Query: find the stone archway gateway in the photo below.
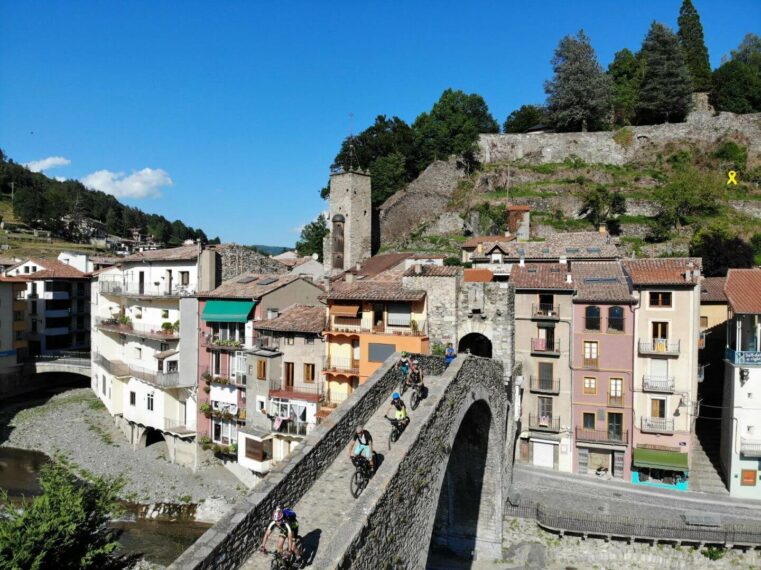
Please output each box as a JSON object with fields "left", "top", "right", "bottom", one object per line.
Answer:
{"left": 458, "top": 332, "right": 493, "bottom": 358}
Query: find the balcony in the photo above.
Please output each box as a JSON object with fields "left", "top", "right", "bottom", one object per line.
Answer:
{"left": 639, "top": 339, "right": 680, "bottom": 356}
{"left": 200, "top": 334, "right": 245, "bottom": 351}
{"left": 532, "top": 304, "right": 559, "bottom": 320}
{"left": 96, "top": 317, "right": 180, "bottom": 341}
{"left": 740, "top": 439, "right": 761, "bottom": 458}
{"left": 271, "top": 419, "right": 311, "bottom": 437}
{"left": 269, "top": 377, "right": 323, "bottom": 403}
{"left": 607, "top": 393, "right": 625, "bottom": 407}
{"left": 726, "top": 347, "right": 761, "bottom": 366}
{"left": 326, "top": 316, "right": 427, "bottom": 337}
{"left": 93, "top": 353, "right": 192, "bottom": 388}
{"left": 323, "top": 356, "right": 360, "bottom": 375}
{"left": 641, "top": 417, "right": 674, "bottom": 434}
{"left": 528, "top": 413, "right": 560, "bottom": 432}
{"left": 529, "top": 376, "right": 560, "bottom": 394}
{"left": 575, "top": 427, "right": 627, "bottom": 445}
{"left": 531, "top": 338, "right": 560, "bottom": 356}
{"left": 99, "top": 279, "right": 196, "bottom": 299}
{"left": 643, "top": 375, "right": 675, "bottom": 393}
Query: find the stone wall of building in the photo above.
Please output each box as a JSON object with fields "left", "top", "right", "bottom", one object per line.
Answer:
{"left": 169, "top": 354, "right": 447, "bottom": 570}
{"left": 212, "top": 245, "right": 287, "bottom": 284}
{"left": 314, "top": 356, "right": 509, "bottom": 569}
{"left": 323, "top": 172, "right": 373, "bottom": 275}
{"left": 478, "top": 111, "right": 761, "bottom": 167}
{"left": 402, "top": 273, "right": 460, "bottom": 348}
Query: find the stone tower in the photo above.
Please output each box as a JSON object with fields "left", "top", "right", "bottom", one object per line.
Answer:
{"left": 323, "top": 171, "right": 372, "bottom": 275}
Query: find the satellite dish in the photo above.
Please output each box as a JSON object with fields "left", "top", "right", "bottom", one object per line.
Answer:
{"left": 312, "top": 253, "right": 319, "bottom": 260}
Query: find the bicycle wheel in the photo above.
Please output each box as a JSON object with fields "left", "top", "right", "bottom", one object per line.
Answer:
{"left": 400, "top": 380, "right": 407, "bottom": 395}
{"left": 350, "top": 470, "right": 365, "bottom": 498}
{"left": 389, "top": 427, "right": 399, "bottom": 450}
{"left": 410, "top": 389, "right": 420, "bottom": 410}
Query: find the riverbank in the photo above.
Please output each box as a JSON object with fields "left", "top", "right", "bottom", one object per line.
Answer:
{"left": 0, "top": 388, "right": 246, "bottom": 515}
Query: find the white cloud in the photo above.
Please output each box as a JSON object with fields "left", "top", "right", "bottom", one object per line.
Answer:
{"left": 80, "top": 168, "right": 173, "bottom": 199}
{"left": 54, "top": 176, "right": 67, "bottom": 182}
{"left": 24, "top": 156, "right": 71, "bottom": 172}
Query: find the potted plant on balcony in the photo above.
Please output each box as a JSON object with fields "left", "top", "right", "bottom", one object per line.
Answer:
{"left": 173, "top": 320, "right": 180, "bottom": 333}
{"left": 203, "top": 384, "right": 211, "bottom": 394}
{"left": 161, "top": 321, "right": 174, "bottom": 335}
{"left": 117, "top": 315, "right": 132, "bottom": 327}
{"left": 410, "top": 319, "right": 419, "bottom": 335}
{"left": 202, "top": 371, "right": 212, "bottom": 384}
{"left": 199, "top": 403, "right": 212, "bottom": 418}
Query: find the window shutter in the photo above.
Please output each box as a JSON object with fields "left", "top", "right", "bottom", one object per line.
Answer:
{"left": 578, "top": 448, "right": 589, "bottom": 474}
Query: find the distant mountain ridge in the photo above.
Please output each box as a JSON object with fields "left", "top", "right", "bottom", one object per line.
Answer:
{"left": 250, "top": 244, "right": 289, "bottom": 256}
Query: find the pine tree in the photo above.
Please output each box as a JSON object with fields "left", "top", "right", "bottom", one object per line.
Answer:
{"left": 677, "top": 0, "right": 712, "bottom": 91}
{"left": 636, "top": 22, "right": 693, "bottom": 124}
{"left": 608, "top": 49, "right": 642, "bottom": 126}
{"left": 544, "top": 30, "right": 613, "bottom": 132}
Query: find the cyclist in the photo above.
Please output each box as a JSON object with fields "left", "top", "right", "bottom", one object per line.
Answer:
{"left": 259, "top": 506, "right": 300, "bottom": 560}
{"left": 444, "top": 343, "right": 457, "bottom": 367}
{"left": 386, "top": 392, "right": 409, "bottom": 427}
{"left": 408, "top": 359, "right": 426, "bottom": 396}
{"left": 349, "top": 425, "right": 375, "bottom": 472}
{"left": 397, "top": 351, "right": 411, "bottom": 380}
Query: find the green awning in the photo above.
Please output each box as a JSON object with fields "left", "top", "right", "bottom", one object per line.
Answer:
{"left": 633, "top": 448, "right": 688, "bottom": 472}
{"left": 201, "top": 300, "right": 255, "bottom": 323}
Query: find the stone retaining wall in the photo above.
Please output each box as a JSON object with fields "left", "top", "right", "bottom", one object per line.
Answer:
{"left": 169, "top": 354, "right": 445, "bottom": 570}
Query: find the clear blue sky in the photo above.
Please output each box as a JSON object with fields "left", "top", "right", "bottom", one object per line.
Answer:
{"left": 1, "top": 1, "right": 758, "bottom": 246}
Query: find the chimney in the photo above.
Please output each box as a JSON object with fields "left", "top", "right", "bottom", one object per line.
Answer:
{"left": 686, "top": 261, "right": 694, "bottom": 282}
{"left": 559, "top": 256, "right": 567, "bottom": 265}
{"left": 476, "top": 242, "right": 483, "bottom": 256}
{"left": 598, "top": 224, "right": 607, "bottom": 234}
{"left": 566, "top": 273, "right": 572, "bottom": 284}
{"left": 345, "top": 273, "right": 354, "bottom": 284}
{"left": 414, "top": 263, "right": 422, "bottom": 275}
{"left": 519, "top": 257, "right": 525, "bottom": 267}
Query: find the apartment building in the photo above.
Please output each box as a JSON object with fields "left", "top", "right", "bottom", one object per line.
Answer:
{"left": 324, "top": 274, "right": 429, "bottom": 404}
{"left": 623, "top": 258, "right": 702, "bottom": 491}
{"left": 512, "top": 263, "right": 574, "bottom": 472}
{"left": 5, "top": 258, "right": 90, "bottom": 355}
{"left": 570, "top": 262, "right": 635, "bottom": 480}
{"left": 720, "top": 269, "right": 761, "bottom": 499}
{"left": 193, "top": 273, "right": 323, "bottom": 475}
{"left": 0, "top": 277, "right": 29, "bottom": 368}
{"left": 91, "top": 244, "right": 218, "bottom": 467}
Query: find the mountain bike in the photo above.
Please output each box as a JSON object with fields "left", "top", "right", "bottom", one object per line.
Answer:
{"left": 387, "top": 416, "right": 408, "bottom": 450}
{"left": 409, "top": 382, "right": 422, "bottom": 410}
{"left": 266, "top": 544, "right": 302, "bottom": 570}
{"left": 350, "top": 455, "right": 374, "bottom": 498}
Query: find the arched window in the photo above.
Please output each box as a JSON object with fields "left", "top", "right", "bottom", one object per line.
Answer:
{"left": 585, "top": 306, "right": 600, "bottom": 330}
{"left": 608, "top": 306, "right": 624, "bottom": 332}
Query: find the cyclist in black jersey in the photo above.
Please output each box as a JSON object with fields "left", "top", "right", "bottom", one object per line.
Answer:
{"left": 259, "top": 506, "right": 300, "bottom": 559}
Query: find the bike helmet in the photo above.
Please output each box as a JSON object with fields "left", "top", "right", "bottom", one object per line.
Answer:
{"left": 401, "top": 351, "right": 408, "bottom": 358}
{"left": 392, "top": 392, "right": 400, "bottom": 400}
{"left": 272, "top": 507, "right": 283, "bottom": 522}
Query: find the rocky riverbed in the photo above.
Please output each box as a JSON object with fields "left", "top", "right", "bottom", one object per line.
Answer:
{"left": 0, "top": 388, "right": 246, "bottom": 512}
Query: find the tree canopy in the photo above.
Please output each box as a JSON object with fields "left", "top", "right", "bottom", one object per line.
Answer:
{"left": 295, "top": 214, "right": 329, "bottom": 261}
{"left": 0, "top": 153, "right": 215, "bottom": 245}
{"left": 545, "top": 30, "right": 613, "bottom": 132}
{"left": 608, "top": 49, "right": 642, "bottom": 126}
{"left": 0, "top": 457, "right": 134, "bottom": 569}
{"left": 689, "top": 224, "right": 755, "bottom": 277}
{"left": 578, "top": 186, "right": 626, "bottom": 228}
{"left": 636, "top": 22, "right": 693, "bottom": 124}
{"left": 710, "top": 34, "right": 761, "bottom": 113}
{"left": 502, "top": 105, "right": 547, "bottom": 133}
{"left": 677, "top": 0, "right": 712, "bottom": 91}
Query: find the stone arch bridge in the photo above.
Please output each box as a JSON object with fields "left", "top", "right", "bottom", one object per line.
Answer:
{"left": 171, "top": 354, "right": 513, "bottom": 569}
{"left": 31, "top": 354, "right": 91, "bottom": 378}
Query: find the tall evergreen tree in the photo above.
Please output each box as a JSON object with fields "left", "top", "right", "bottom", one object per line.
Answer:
{"left": 502, "top": 105, "right": 547, "bottom": 133}
{"left": 636, "top": 22, "right": 693, "bottom": 124}
{"left": 295, "top": 214, "right": 328, "bottom": 261}
{"left": 677, "top": 0, "right": 712, "bottom": 91}
{"left": 544, "top": 30, "right": 613, "bottom": 132}
{"left": 608, "top": 49, "right": 642, "bottom": 126}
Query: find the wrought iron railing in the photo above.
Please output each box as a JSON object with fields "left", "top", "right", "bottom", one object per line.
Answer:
{"left": 575, "top": 427, "right": 627, "bottom": 444}
{"left": 532, "top": 304, "right": 559, "bottom": 319}
{"left": 528, "top": 413, "right": 560, "bottom": 432}
{"left": 529, "top": 376, "right": 560, "bottom": 394}
{"left": 641, "top": 417, "right": 674, "bottom": 434}
{"left": 639, "top": 339, "right": 680, "bottom": 355}
{"left": 642, "top": 375, "right": 675, "bottom": 393}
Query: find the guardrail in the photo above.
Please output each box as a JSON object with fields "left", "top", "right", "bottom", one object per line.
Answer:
{"left": 641, "top": 417, "right": 675, "bottom": 434}
{"left": 505, "top": 500, "right": 761, "bottom": 546}
{"left": 532, "top": 304, "right": 559, "bottom": 320}
{"left": 643, "top": 375, "right": 675, "bottom": 393}
{"left": 99, "top": 280, "right": 196, "bottom": 298}
{"left": 639, "top": 339, "right": 680, "bottom": 355}
{"left": 529, "top": 376, "right": 560, "bottom": 394}
{"left": 575, "top": 427, "right": 627, "bottom": 444}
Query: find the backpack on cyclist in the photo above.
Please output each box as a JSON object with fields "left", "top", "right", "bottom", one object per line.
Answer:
{"left": 283, "top": 508, "right": 298, "bottom": 525}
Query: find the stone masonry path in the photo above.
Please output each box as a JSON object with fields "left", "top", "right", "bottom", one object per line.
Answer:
{"left": 242, "top": 377, "right": 443, "bottom": 569}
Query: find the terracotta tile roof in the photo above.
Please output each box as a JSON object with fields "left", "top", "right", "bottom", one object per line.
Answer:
{"left": 0, "top": 276, "right": 28, "bottom": 283}
{"left": 507, "top": 204, "right": 531, "bottom": 212}
{"left": 571, "top": 262, "right": 634, "bottom": 303}
{"left": 403, "top": 265, "right": 460, "bottom": 277}
{"left": 724, "top": 269, "right": 761, "bottom": 314}
{"left": 252, "top": 304, "right": 326, "bottom": 334}
{"left": 354, "top": 253, "right": 412, "bottom": 277}
{"left": 408, "top": 254, "right": 448, "bottom": 260}
{"left": 511, "top": 263, "right": 573, "bottom": 290}
{"left": 327, "top": 280, "right": 425, "bottom": 302}
{"left": 466, "top": 232, "right": 619, "bottom": 260}
{"left": 701, "top": 276, "right": 727, "bottom": 303}
{"left": 622, "top": 258, "right": 701, "bottom": 286}
{"left": 462, "top": 235, "right": 509, "bottom": 249}
{"left": 463, "top": 268, "right": 494, "bottom": 282}
{"left": 20, "top": 258, "right": 88, "bottom": 279}
{"left": 207, "top": 273, "right": 318, "bottom": 299}
{"left": 121, "top": 244, "right": 200, "bottom": 263}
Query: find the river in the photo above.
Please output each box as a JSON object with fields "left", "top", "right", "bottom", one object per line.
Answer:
{"left": 0, "top": 446, "right": 210, "bottom": 566}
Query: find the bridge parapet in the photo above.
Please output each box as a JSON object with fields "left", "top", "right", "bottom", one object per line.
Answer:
{"left": 171, "top": 354, "right": 445, "bottom": 570}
